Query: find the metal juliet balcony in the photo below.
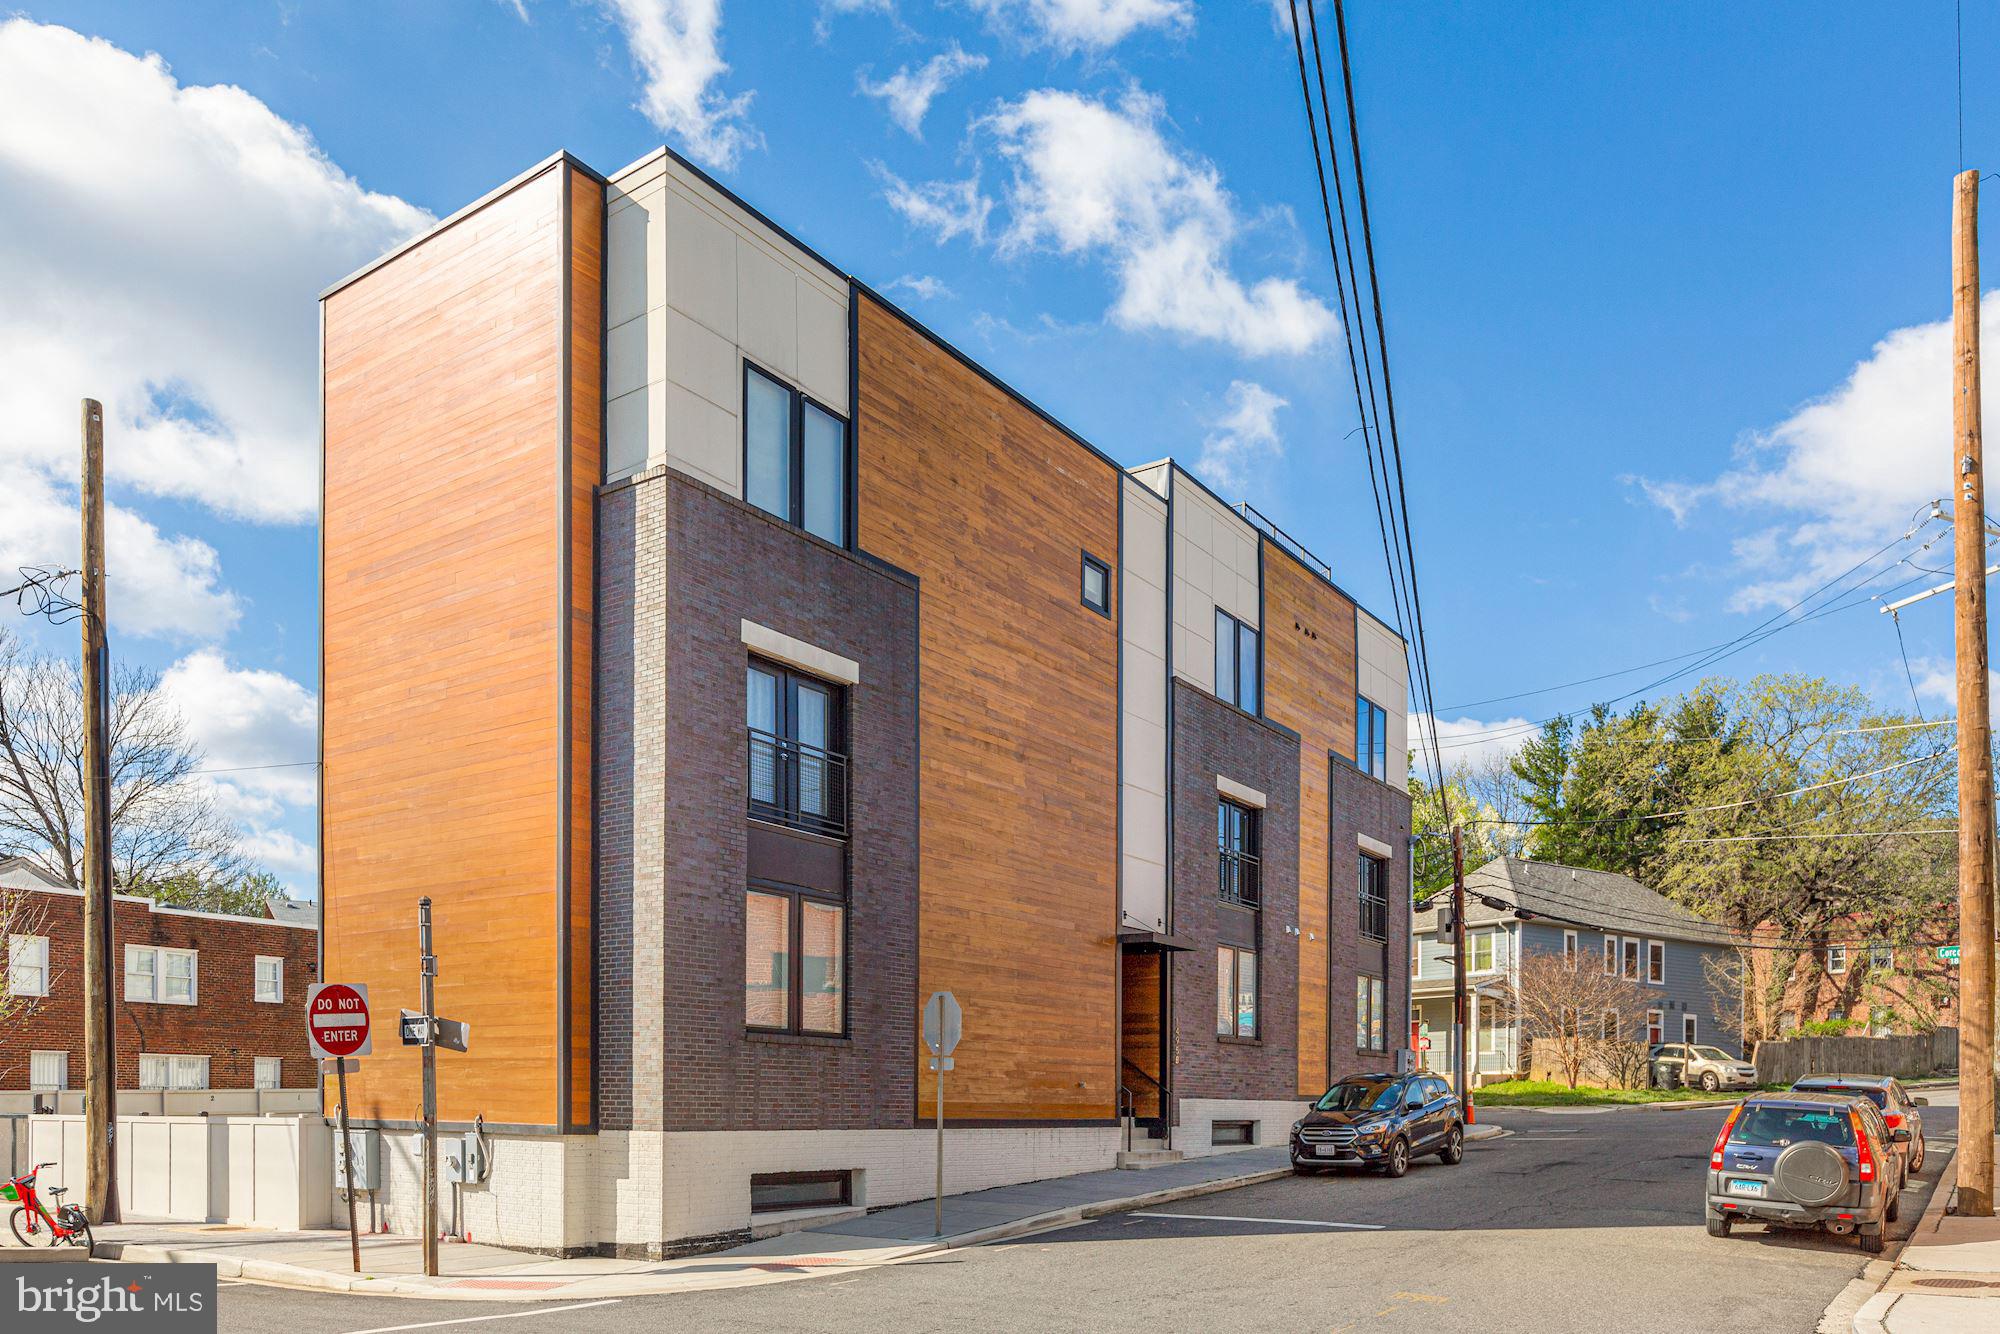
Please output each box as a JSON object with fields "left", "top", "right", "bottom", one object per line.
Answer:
{"left": 747, "top": 728, "right": 849, "bottom": 838}
{"left": 1219, "top": 850, "right": 1261, "bottom": 908}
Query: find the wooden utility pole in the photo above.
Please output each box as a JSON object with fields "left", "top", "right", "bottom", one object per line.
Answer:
{"left": 79, "top": 399, "right": 118, "bottom": 1225}
{"left": 1953, "top": 167, "right": 1997, "bottom": 1218}
{"left": 1450, "top": 825, "right": 1469, "bottom": 1107}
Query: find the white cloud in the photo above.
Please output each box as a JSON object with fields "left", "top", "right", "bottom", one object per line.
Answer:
{"left": 1635, "top": 293, "right": 2000, "bottom": 608}
{"left": 858, "top": 44, "right": 987, "bottom": 138}
{"left": 873, "top": 164, "right": 993, "bottom": 243}
{"left": 967, "top": 0, "right": 1192, "bottom": 52}
{"left": 888, "top": 85, "right": 1335, "bottom": 357}
{"left": 884, "top": 274, "right": 955, "bottom": 301}
{"left": 602, "top": 0, "right": 761, "bottom": 170}
{"left": 0, "top": 20, "right": 430, "bottom": 529}
{"left": 1197, "top": 380, "right": 1287, "bottom": 492}
{"left": 1421, "top": 713, "right": 1538, "bottom": 769}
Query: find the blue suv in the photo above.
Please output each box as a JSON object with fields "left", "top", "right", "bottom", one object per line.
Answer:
{"left": 1706, "top": 1092, "right": 1909, "bottom": 1253}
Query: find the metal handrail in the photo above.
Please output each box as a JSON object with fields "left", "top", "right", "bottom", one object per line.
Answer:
{"left": 1236, "top": 501, "right": 1333, "bottom": 582}
{"left": 747, "top": 728, "right": 849, "bottom": 838}
{"left": 1219, "top": 850, "right": 1261, "bottom": 908}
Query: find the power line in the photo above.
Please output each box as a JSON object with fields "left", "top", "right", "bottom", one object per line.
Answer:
{"left": 1676, "top": 828, "right": 1957, "bottom": 844}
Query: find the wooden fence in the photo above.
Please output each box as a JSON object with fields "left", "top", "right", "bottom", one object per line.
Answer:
{"left": 1751, "top": 1029, "right": 1957, "bottom": 1085}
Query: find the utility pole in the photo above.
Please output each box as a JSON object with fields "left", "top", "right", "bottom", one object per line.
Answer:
{"left": 419, "top": 897, "right": 440, "bottom": 1276}
{"left": 1450, "top": 825, "right": 1469, "bottom": 1107}
{"left": 1953, "top": 166, "right": 1997, "bottom": 1218}
{"left": 79, "top": 399, "right": 118, "bottom": 1226}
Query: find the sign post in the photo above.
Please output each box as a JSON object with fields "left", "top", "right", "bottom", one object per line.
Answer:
{"left": 923, "top": 991, "right": 963, "bottom": 1238}
{"left": 306, "top": 982, "right": 372, "bottom": 1274}
{"left": 418, "top": 898, "right": 439, "bottom": 1279}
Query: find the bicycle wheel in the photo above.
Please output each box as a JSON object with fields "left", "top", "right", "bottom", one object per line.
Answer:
{"left": 10, "top": 1206, "right": 48, "bottom": 1246}
{"left": 63, "top": 1213, "right": 93, "bottom": 1255}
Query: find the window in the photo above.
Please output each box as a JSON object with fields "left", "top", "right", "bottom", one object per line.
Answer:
{"left": 1600, "top": 1010, "right": 1621, "bottom": 1041}
{"left": 1602, "top": 936, "right": 1618, "bottom": 976}
{"left": 8, "top": 934, "right": 49, "bottom": 997}
{"left": 1869, "top": 944, "right": 1895, "bottom": 973}
{"left": 1646, "top": 940, "right": 1665, "bottom": 986}
{"left": 743, "top": 363, "right": 848, "bottom": 545}
{"left": 1469, "top": 930, "right": 1495, "bottom": 973}
{"left": 1080, "top": 552, "right": 1111, "bottom": 616}
{"left": 255, "top": 956, "right": 284, "bottom": 1004}
{"left": 1218, "top": 800, "right": 1261, "bottom": 907}
{"left": 254, "top": 1057, "right": 282, "bottom": 1091}
{"left": 138, "top": 1055, "right": 208, "bottom": 1091}
{"left": 1410, "top": 938, "right": 1421, "bottom": 978}
{"left": 1826, "top": 944, "right": 1847, "bottom": 976}
{"left": 1211, "top": 1120, "right": 1255, "bottom": 1146}
{"left": 1355, "top": 975, "right": 1386, "bottom": 1051}
{"left": 1562, "top": 930, "right": 1578, "bottom": 970}
{"left": 750, "top": 1170, "right": 851, "bottom": 1213}
{"left": 29, "top": 1050, "right": 67, "bottom": 1091}
{"left": 1479, "top": 1016, "right": 1504, "bottom": 1054}
{"left": 744, "top": 888, "right": 845, "bottom": 1036}
{"left": 1358, "top": 855, "right": 1388, "bottom": 940}
{"left": 1354, "top": 695, "right": 1389, "bottom": 780}
{"left": 747, "top": 660, "right": 848, "bottom": 837}
{"left": 124, "top": 945, "right": 196, "bottom": 1005}
{"left": 1621, "top": 937, "right": 1640, "bottom": 981}
{"left": 1646, "top": 1009, "right": 1665, "bottom": 1045}
{"left": 1213, "top": 608, "right": 1260, "bottom": 714}
{"left": 1217, "top": 945, "right": 1258, "bottom": 1039}
{"left": 1681, "top": 1014, "right": 1698, "bottom": 1045}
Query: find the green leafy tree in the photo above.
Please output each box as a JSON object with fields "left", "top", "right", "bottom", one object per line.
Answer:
{"left": 124, "top": 868, "right": 286, "bottom": 918}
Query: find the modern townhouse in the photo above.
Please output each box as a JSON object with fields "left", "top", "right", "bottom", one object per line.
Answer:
{"left": 1, "top": 857, "right": 320, "bottom": 1110}
{"left": 318, "top": 144, "right": 1414, "bottom": 1257}
{"left": 1409, "top": 857, "right": 1740, "bottom": 1083}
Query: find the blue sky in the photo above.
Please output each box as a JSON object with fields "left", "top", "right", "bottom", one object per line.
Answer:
{"left": 1, "top": 1, "right": 1994, "bottom": 896}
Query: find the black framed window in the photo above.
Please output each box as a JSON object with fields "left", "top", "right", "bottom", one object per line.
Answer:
{"left": 1213, "top": 608, "right": 1260, "bottom": 714}
{"left": 1358, "top": 854, "right": 1387, "bottom": 940}
{"left": 745, "top": 885, "right": 846, "bottom": 1035}
{"left": 1355, "top": 694, "right": 1388, "bottom": 780}
{"left": 1218, "top": 799, "right": 1260, "bottom": 907}
{"left": 750, "top": 1170, "right": 851, "bottom": 1213}
{"left": 1216, "top": 944, "right": 1258, "bottom": 1038}
{"left": 1354, "top": 974, "right": 1386, "bottom": 1051}
{"left": 747, "top": 660, "right": 848, "bottom": 836}
{"left": 1080, "top": 551, "right": 1111, "bottom": 616}
{"left": 743, "top": 362, "right": 849, "bottom": 546}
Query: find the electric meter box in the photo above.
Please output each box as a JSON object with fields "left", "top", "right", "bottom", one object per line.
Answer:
{"left": 334, "top": 1128, "right": 380, "bottom": 1190}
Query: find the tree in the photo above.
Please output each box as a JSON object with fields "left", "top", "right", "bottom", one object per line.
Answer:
{"left": 124, "top": 868, "right": 285, "bottom": 917}
{"left": 0, "top": 628, "right": 247, "bottom": 892}
{"left": 1511, "top": 717, "right": 1580, "bottom": 862}
{"left": 1509, "top": 950, "right": 1653, "bottom": 1088}
{"left": 1409, "top": 753, "right": 1531, "bottom": 900}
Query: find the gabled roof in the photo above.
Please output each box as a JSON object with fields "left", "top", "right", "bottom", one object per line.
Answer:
{"left": 1412, "top": 856, "right": 1735, "bottom": 948}
{"left": 264, "top": 896, "right": 320, "bottom": 928}
{"left": 0, "top": 856, "right": 68, "bottom": 890}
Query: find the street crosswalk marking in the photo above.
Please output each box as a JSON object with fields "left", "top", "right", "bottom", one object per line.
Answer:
{"left": 1128, "top": 1212, "right": 1385, "bottom": 1230}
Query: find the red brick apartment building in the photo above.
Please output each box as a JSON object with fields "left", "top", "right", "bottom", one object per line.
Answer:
{"left": 1748, "top": 917, "right": 1960, "bottom": 1040}
{"left": 319, "top": 145, "right": 1415, "bottom": 1256}
{"left": 1, "top": 858, "right": 320, "bottom": 1099}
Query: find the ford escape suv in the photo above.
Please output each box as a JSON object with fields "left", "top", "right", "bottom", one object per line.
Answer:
{"left": 1291, "top": 1072, "right": 1464, "bottom": 1178}
{"left": 1705, "top": 1092, "right": 1909, "bottom": 1253}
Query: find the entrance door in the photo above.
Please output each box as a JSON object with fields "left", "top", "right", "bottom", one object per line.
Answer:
{"left": 1120, "top": 950, "right": 1166, "bottom": 1130}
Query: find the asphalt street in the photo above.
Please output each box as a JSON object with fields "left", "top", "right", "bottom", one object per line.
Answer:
{"left": 210, "top": 1092, "right": 1969, "bottom": 1334}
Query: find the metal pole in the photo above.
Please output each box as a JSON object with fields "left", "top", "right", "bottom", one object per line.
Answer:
{"left": 1450, "top": 825, "right": 1469, "bottom": 1107}
{"left": 336, "top": 1059, "right": 360, "bottom": 1272}
{"left": 419, "top": 897, "right": 440, "bottom": 1274}
{"left": 1953, "top": 166, "right": 1997, "bottom": 1217}
{"left": 933, "top": 1059, "right": 944, "bottom": 1237}
{"left": 79, "top": 398, "right": 117, "bottom": 1226}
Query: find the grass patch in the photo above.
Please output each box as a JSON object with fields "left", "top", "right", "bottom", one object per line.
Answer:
{"left": 1470, "top": 1079, "right": 1761, "bottom": 1107}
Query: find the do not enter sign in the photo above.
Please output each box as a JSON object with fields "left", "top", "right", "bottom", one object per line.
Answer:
{"left": 308, "top": 982, "right": 373, "bottom": 1059}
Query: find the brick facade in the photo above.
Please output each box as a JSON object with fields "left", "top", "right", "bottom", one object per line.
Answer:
{"left": 1, "top": 888, "right": 319, "bottom": 1091}
{"left": 1168, "top": 680, "right": 1302, "bottom": 1109}
{"left": 596, "top": 468, "right": 920, "bottom": 1134}
{"left": 1328, "top": 760, "right": 1414, "bottom": 1072}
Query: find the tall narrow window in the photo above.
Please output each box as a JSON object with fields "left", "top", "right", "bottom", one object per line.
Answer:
{"left": 1355, "top": 975, "right": 1386, "bottom": 1051}
{"left": 1358, "top": 855, "right": 1387, "bottom": 940}
{"left": 1602, "top": 936, "right": 1617, "bottom": 976}
{"left": 1080, "top": 552, "right": 1111, "bottom": 616}
{"left": 1646, "top": 1009, "right": 1665, "bottom": 1044}
{"left": 1681, "top": 1014, "right": 1698, "bottom": 1045}
{"left": 255, "top": 956, "right": 284, "bottom": 1004}
{"left": 1562, "top": 930, "right": 1578, "bottom": 969}
{"left": 1622, "top": 937, "right": 1640, "bottom": 981}
{"left": 1213, "top": 609, "right": 1260, "bottom": 713}
{"left": 744, "top": 890, "right": 791, "bottom": 1030}
{"left": 743, "top": 363, "right": 850, "bottom": 545}
{"left": 1355, "top": 695, "right": 1388, "bottom": 780}
{"left": 7, "top": 935, "right": 49, "bottom": 997}
{"left": 1217, "top": 945, "right": 1258, "bottom": 1039}
{"left": 1646, "top": 940, "right": 1665, "bottom": 985}
{"left": 1218, "top": 800, "right": 1260, "bottom": 906}
{"left": 746, "top": 660, "right": 847, "bottom": 837}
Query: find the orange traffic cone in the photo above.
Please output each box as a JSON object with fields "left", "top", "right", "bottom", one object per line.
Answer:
{"left": 1465, "top": 1095, "right": 1476, "bottom": 1126}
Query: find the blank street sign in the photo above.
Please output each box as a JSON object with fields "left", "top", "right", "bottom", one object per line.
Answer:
{"left": 924, "top": 991, "right": 962, "bottom": 1056}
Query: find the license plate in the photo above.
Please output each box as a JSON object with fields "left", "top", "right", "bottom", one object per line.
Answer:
{"left": 1314, "top": 1144, "right": 1343, "bottom": 1158}
{"left": 1729, "top": 1179, "right": 1766, "bottom": 1197}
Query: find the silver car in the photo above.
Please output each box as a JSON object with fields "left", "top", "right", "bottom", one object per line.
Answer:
{"left": 1652, "top": 1043, "right": 1759, "bottom": 1092}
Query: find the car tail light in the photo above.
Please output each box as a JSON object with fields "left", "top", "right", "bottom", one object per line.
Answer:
{"left": 1883, "top": 1112, "right": 1903, "bottom": 1130}
{"left": 1711, "top": 1104, "right": 1742, "bottom": 1169}
{"left": 1852, "top": 1108, "right": 1875, "bottom": 1183}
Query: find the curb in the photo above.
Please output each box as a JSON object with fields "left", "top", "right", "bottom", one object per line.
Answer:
{"left": 1836, "top": 1144, "right": 1958, "bottom": 1334}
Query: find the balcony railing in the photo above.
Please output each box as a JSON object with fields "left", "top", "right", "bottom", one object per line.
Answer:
{"left": 1359, "top": 890, "right": 1387, "bottom": 941}
{"left": 1219, "top": 850, "right": 1261, "bottom": 908}
{"left": 748, "top": 728, "right": 849, "bottom": 838}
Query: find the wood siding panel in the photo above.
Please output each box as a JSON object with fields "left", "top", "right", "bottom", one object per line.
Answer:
{"left": 1260, "top": 543, "right": 1357, "bottom": 1097}
{"left": 323, "top": 161, "right": 595, "bottom": 1129}
{"left": 566, "top": 167, "right": 603, "bottom": 1131}
{"left": 855, "top": 297, "right": 1121, "bottom": 1122}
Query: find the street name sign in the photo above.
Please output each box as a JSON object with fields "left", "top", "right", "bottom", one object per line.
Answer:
{"left": 306, "top": 983, "right": 372, "bottom": 1059}
{"left": 1937, "top": 945, "right": 1961, "bottom": 964}
{"left": 923, "top": 990, "right": 962, "bottom": 1056}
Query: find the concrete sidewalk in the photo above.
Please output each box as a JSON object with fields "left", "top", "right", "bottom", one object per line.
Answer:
{"left": 1855, "top": 1152, "right": 2000, "bottom": 1334}
{"left": 92, "top": 1137, "right": 1501, "bottom": 1302}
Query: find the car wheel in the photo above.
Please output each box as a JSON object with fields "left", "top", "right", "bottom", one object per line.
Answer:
{"left": 1382, "top": 1137, "right": 1410, "bottom": 1179}
{"left": 1911, "top": 1141, "right": 1926, "bottom": 1173}
{"left": 1438, "top": 1126, "right": 1464, "bottom": 1165}
{"left": 1860, "top": 1226, "right": 1885, "bottom": 1255}
{"left": 1706, "top": 1214, "right": 1732, "bottom": 1239}
{"left": 1700, "top": 1071, "right": 1720, "bottom": 1093}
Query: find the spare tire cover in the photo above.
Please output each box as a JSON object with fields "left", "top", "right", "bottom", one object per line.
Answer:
{"left": 1772, "top": 1141, "right": 1848, "bottom": 1207}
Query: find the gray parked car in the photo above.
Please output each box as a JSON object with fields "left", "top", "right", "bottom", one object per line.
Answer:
{"left": 1792, "top": 1075, "right": 1929, "bottom": 1173}
{"left": 1706, "top": 1092, "right": 1909, "bottom": 1253}
{"left": 1651, "top": 1042, "right": 1758, "bottom": 1092}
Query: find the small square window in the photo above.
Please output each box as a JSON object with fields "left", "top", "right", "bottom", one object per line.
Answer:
{"left": 1080, "top": 552, "right": 1111, "bottom": 616}
{"left": 254, "top": 1057, "right": 282, "bottom": 1091}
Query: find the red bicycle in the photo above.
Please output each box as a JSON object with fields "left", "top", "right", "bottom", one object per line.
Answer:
{"left": 4, "top": 1163, "right": 94, "bottom": 1253}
